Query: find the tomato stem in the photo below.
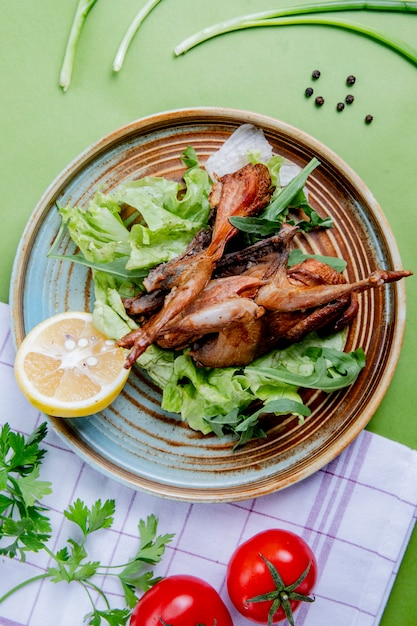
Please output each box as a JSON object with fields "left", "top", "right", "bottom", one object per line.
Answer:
{"left": 247, "top": 553, "right": 315, "bottom": 626}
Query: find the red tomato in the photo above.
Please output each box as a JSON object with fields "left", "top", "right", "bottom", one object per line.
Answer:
{"left": 226, "top": 529, "right": 317, "bottom": 625}
{"left": 130, "top": 574, "right": 233, "bottom": 626}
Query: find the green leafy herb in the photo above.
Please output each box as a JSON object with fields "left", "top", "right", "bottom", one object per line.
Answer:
{"left": 206, "top": 398, "right": 311, "bottom": 449}
{"left": 0, "top": 424, "right": 174, "bottom": 625}
{"left": 246, "top": 346, "right": 366, "bottom": 392}
{"left": 230, "top": 157, "right": 332, "bottom": 236}
{"left": 0, "top": 422, "right": 52, "bottom": 560}
{"left": 148, "top": 331, "right": 365, "bottom": 447}
{"left": 288, "top": 248, "right": 347, "bottom": 273}
{"left": 174, "top": 1, "right": 417, "bottom": 67}
{"left": 59, "top": 0, "right": 100, "bottom": 91}
{"left": 202, "top": 345, "right": 365, "bottom": 448}
{"left": 48, "top": 150, "right": 211, "bottom": 282}
{"left": 0, "top": 493, "right": 173, "bottom": 626}
{"left": 47, "top": 221, "right": 149, "bottom": 281}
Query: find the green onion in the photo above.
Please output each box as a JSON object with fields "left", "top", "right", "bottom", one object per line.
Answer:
{"left": 59, "top": 0, "right": 100, "bottom": 91}
{"left": 174, "top": 1, "right": 417, "bottom": 65}
{"left": 113, "top": 0, "right": 163, "bottom": 72}
{"left": 179, "top": 15, "right": 417, "bottom": 67}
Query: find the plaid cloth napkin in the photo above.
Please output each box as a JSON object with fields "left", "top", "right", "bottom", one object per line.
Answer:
{"left": 1, "top": 300, "right": 417, "bottom": 626}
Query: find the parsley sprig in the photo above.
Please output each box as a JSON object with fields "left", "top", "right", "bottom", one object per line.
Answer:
{"left": 0, "top": 421, "right": 52, "bottom": 559}
{"left": 0, "top": 423, "right": 174, "bottom": 626}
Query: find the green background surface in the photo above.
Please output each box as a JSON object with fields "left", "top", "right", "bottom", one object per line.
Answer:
{"left": 1, "top": 1, "right": 416, "bottom": 623}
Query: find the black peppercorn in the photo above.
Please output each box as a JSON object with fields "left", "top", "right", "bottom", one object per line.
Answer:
{"left": 345, "top": 94, "right": 355, "bottom": 104}
{"left": 312, "top": 70, "right": 321, "bottom": 79}
{"left": 305, "top": 87, "right": 314, "bottom": 97}
{"left": 346, "top": 75, "right": 356, "bottom": 85}
{"left": 365, "top": 114, "right": 374, "bottom": 124}
{"left": 315, "top": 96, "right": 325, "bottom": 106}
{"left": 336, "top": 102, "right": 345, "bottom": 112}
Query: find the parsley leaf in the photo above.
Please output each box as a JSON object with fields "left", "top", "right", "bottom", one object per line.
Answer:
{"left": 85, "top": 607, "right": 131, "bottom": 626}
{"left": 119, "top": 514, "right": 174, "bottom": 600}
{"left": 65, "top": 498, "right": 115, "bottom": 536}
{"left": 0, "top": 422, "right": 52, "bottom": 559}
{"left": 16, "top": 466, "right": 52, "bottom": 508}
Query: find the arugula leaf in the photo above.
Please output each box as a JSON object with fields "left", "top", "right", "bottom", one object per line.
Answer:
{"left": 229, "top": 216, "right": 282, "bottom": 237}
{"left": 205, "top": 398, "right": 311, "bottom": 449}
{"left": 246, "top": 347, "right": 366, "bottom": 392}
{"left": 264, "top": 157, "right": 321, "bottom": 220}
{"left": 289, "top": 201, "right": 334, "bottom": 232}
{"left": 230, "top": 157, "right": 331, "bottom": 235}
{"left": 288, "top": 249, "right": 347, "bottom": 272}
{"left": 49, "top": 251, "right": 148, "bottom": 281}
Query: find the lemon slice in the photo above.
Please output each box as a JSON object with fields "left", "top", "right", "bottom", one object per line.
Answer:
{"left": 14, "top": 311, "right": 130, "bottom": 418}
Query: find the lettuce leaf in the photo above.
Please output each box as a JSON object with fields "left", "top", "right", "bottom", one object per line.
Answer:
{"left": 138, "top": 331, "right": 365, "bottom": 446}
{"left": 114, "top": 167, "right": 212, "bottom": 270}
{"left": 52, "top": 153, "right": 212, "bottom": 277}
{"left": 58, "top": 192, "right": 131, "bottom": 263}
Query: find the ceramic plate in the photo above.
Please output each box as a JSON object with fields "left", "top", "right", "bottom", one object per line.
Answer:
{"left": 10, "top": 108, "right": 407, "bottom": 502}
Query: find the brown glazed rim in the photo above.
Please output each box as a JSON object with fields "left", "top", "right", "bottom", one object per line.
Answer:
{"left": 10, "top": 107, "right": 407, "bottom": 502}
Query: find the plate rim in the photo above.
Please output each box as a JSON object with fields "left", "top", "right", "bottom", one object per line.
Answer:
{"left": 9, "top": 106, "right": 408, "bottom": 502}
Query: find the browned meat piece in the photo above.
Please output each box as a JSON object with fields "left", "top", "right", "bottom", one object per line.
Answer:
{"left": 187, "top": 256, "right": 350, "bottom": 368}
{"left": 118, "top": 252, "right": 214, "bottom": 366}
{"left": 213, "top": 224, "right": 298, "bottom": 278}
{"left": 183, "top": 229, "right": 412, "bottom": 368}
{"left": 118, "top": 160, "right": 412, "bottom": 371}
{"left": 190, "top": 317, "right": 265, "bottom": 368}
{"left": 118, "top": 163, "right": 273, "bottom": 367}
{"left": 188, "top": 264, "right": 411, "bottom": 368}
{"left": 206, "top": 163, "right": 273, "bottom": 253}
{"left": 143, "top": 228, "right": 212, "bottom": 293}
{"left": 251, "top": 237, "right": 411, "bottom": 358}
{"left": 122, "top": 289, "right": 166, "bottom": 320}
{"left": 156, "top": 275, "right": 264, "bottom": 350}
{"left": 256, "top": 257, "right": 356, "bottom": 355}
{"left": 256, "top": 268, "right": 412, "bottom": 312}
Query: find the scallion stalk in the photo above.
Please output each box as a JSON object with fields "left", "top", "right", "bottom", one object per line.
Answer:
{"left": 176, "top": 15, "right": 417, "bottom": 66}
{"left": 113, "top": 0, "right": 163, "bottom": 72}
{"left": 174, "top": 0, "right": 417, "bottom": 63}
{"left": 59, "top": 0, "right": 100, "bottom": 91}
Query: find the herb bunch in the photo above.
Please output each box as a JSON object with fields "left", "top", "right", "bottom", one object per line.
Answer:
{"left": 0, "top": 422, "right": 174, "bottom": 626}
{"left": 0, "top": 421, "right": 52, "bottom": 560}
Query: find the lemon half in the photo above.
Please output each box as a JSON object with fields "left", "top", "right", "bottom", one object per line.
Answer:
{"left": 14, "top": 311, "right": 130, "bottom": 417}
